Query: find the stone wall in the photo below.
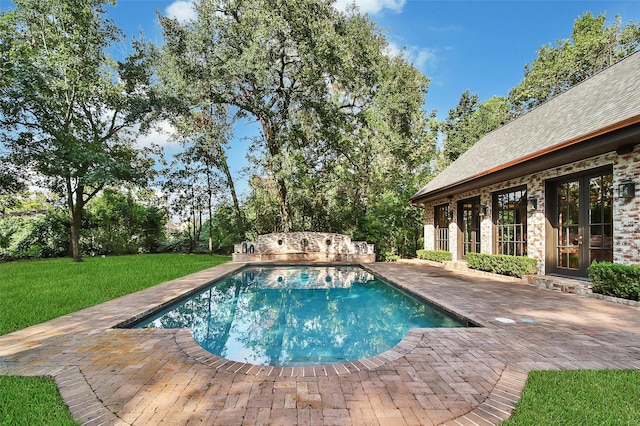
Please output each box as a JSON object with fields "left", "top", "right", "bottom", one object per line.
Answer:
{"left": 233, "top": 232, "right": 375, "bottom": 263}
{"left": 422, "top": 146, "right": 640, "bottom": 272}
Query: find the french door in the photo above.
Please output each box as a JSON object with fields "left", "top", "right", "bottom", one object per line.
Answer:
{"left": 549, "top": 169, "right": 613, "bottom": 277}
{"left": 434, "top": 204, "right": 450, "bottom": 251}
{"left": 458, "top": 197, "right": 480, "bottom": 259}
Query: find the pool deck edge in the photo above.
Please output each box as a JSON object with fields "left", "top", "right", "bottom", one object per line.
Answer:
{"left": 2, "top": 261, "right": 640, "bottom": 426}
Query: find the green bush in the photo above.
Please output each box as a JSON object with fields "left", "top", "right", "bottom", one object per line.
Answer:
{"left": 383, "top": 249, "right": 400, "bottom": 262}
{"left": 588, "top": 261, "right": 640, "bottom": 301}
{"left": 416, "top": 249, "right": 452, "bottom": 262}
{"left": 466, "top": 252, "right": 538, "bottom": 278}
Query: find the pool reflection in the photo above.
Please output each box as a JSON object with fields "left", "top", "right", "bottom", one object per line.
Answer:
{"left": 137, "top": 266, "right": 466, "bottom": 366}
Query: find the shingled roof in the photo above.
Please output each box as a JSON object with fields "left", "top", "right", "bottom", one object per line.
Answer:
{"left": 411, "top": 51, "right": 640, "bottom": 203}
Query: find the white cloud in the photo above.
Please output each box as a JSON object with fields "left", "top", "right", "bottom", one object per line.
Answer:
{"left": 413, "top": 47, "right": 437, "bottom": 71}
{"left": 386, "top": 41, "right": 437, "bottom": 74}
{"left": 136, "top": 120, "right": 180, "bottom": 149}
{"left": 166, "top": 1, "right": 197, "bottom": 23}
{"left": 334, "top": 0, "right": 406, "bottom": 15}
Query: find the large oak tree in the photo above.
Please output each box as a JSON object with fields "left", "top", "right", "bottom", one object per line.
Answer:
{"left": 158, "top": 0, "right": 433, "bottom": 235}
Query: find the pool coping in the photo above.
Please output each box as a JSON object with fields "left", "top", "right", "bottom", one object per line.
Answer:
{"left": 2, "top": 260, "right": 640, "bottom": 426}
{"left": 117, "top": 261, "right": 482, "bottom": 377}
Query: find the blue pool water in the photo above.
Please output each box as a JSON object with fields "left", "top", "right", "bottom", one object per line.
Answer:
{"left": 135, "top": 266, "right": 468, "bottom": 366}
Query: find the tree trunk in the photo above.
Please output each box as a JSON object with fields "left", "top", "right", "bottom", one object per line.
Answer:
{"left": 66, "top": 177, "right": 83, "bottom": 262}
{"left": 276, "top": 176, "right": 292, "bottom": 232}
{"left": 261, "top": 121, "right": 293, "bottom": 232}
{"left": 219, "top": 155, "right": 243, "bottom": 226}
{"left": 207, "top": 170, "right": 214, "bottom": 255}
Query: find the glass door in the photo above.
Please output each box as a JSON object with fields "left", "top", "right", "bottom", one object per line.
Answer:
{"left": 551, "top": 170, "right": 613, "bottom": 277}
{"left": 588, "top": 174, "right": 613, "bottom": 264}
{"left": 458, "top": 197, "right": 480, "bottom": 259}
{"left": 556, "top": 180, "right": 581, "bottom": 272}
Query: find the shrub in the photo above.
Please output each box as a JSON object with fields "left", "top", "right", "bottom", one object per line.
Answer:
{"left": 466, "top": 252, "right": 538, "bottom": 278}
{"left": 416, "top": 249, "right": 452, "bottom": 262}
{"left": 383, "top": 248, "right": 400, "bottom": 262}
{"left": 588, "top": 261, "right": 640, "bottom": 301}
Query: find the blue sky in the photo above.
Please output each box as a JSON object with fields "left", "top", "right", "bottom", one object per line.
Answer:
{"left": 106, "top": 0, "right": 640, "bottom": 120}
{"left": 4, "top": 0, "right": 639, "bottom": 197}
{"left": 104, "top": 0, "right": 640, "bottom": 197}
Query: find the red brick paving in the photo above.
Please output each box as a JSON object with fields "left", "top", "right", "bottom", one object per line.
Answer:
{"left": 1, "top": 261, "right": 639, "bottom": 425}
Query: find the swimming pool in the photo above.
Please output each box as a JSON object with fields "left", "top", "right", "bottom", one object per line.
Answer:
{"left": 134, "top": 265, "right": 468, "bottom": 366}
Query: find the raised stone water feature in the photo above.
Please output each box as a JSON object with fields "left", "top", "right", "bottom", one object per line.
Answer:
{"left": 232, "top": 232, "right": 375, "bottom": 263}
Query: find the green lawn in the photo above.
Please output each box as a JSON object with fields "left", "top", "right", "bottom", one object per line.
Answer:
{"left": 503, "top": 369, "right": 640, "bottom": 425}
{"left": 0, "top": 376, "right": 78, "bottom": 426}
{"left": 0, "top": 253, "right": 230, "bottom": 336}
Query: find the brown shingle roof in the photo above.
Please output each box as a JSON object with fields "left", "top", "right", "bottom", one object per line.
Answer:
{"left": 411, "top": 51, "right": 640, "bottom": 202}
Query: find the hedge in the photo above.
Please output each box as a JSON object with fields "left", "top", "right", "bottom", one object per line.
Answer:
{"left": 588, "top": 261, "right": 640, "bottom": 301}
{"left": 466, "top": 252, "right": 538, "bottom": 278}
{"left": 416, "top": 249, "right": 452, "bottom": 262}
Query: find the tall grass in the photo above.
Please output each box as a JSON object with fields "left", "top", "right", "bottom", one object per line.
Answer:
{"left": 0, "top": 254, "right": 230, "bottom": 336}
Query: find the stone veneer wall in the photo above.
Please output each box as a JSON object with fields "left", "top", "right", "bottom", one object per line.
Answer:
{"left": 232, "top": 232, "right": 375, "bottom": 263}
{"left": 422, "top": 146, "right": 640, "bottom": 273}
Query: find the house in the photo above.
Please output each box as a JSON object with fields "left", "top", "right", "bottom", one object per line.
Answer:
{"left": 410, "top": 51, "right": 640, "bottom": 278}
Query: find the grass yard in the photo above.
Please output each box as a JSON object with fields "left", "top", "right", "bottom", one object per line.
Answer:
{"left": 0, "top": 376, "right": 78, "bottom": 426}
{"left": 503, "top": 369, "right": 640, "bottom": 425}
{"left": 0, "top": 253, "right": 230, "bottom": 336}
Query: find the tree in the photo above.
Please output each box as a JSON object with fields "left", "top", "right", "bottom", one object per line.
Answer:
{"left": 0, "top": 156, "right": 27, "bottom": 214}
{"left": 162, "top": 152, "right": 220, "bottom": 253}
{"left": 441, "top": 91, "right": 510, "bottom": 165}
{"left": 158, "top": 0, "right": 433, "bottom": 234}
{"left": 509, "top": 12, "right": 640, "bottom": 113}
{"left": 155, "top": 40, "right": 244, "bottom": 225}
{"left": 84, "top": 188, "right": 167, "bottom": 255}
{"left": 0, "top": 0, "right": 159, "bottom": 261}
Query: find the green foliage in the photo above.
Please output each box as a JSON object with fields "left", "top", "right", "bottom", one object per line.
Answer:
{"left": 83, "top": 189, "right": 168, "bottom": 255}
{"left": 208, "top": 205, "right": 245, "bottom": 254}
{"left": 588, "top": 261, "right": 640, "bottom": 301}
{"left": 416, "top": 249, "right": 452, "bottom": 262}
{"left": 503, "top": 370, "right": 640, "bottom": 425}
{"left": 13, "top": 211, "right": 69, "bottom": 259}
{"left": 0, "top": 254, "right": 230, "bottom": 336}
{"left": 0, "top": 189, "right": 167, "bottom": 260}
{"left": 1, "top": 0, "right": 161, "bottom": 261}
{"left": 466, "top": 252, "right": 538, "bottom": 278}
{"left": 0, "top": 376, "right": 77, "bottom": 426}
{"left": 509, "top": 12, "right": 640, "bottom": 113}
{"left": 441, "top": 91, "right": 510, "bottom": 165}
{"left": 0, "top": 158, "right": 27, "bottom": 212}
{"left": 0, "top": 211, "right": 68, "bottom": 261}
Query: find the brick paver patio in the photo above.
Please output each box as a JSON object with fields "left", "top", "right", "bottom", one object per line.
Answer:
{"left": 1, "top": 261, "right": 639, "bottom": 425}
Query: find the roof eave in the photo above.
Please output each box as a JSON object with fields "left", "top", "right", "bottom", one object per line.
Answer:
{"left": 410, "top": 115, "right": 640, "bottom": 205}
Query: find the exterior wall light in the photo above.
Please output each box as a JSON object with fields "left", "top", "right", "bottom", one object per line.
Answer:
{"left": 447, "top": 210, "right": 454, "bottom": 221}
{"left": 527, "top": 196, "right": 538, "bottom": 212}
{"left": 479, "top": 204, "right": 488, "bottom": 218}
{"left": 618, "top": 180, "right": 636, "bottom": 199}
